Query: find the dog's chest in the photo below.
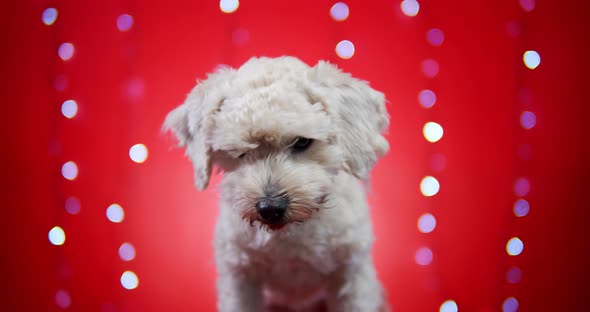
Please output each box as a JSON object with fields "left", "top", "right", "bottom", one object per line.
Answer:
{"left": 241, "top": 227, "right": 339, "bottom": 289}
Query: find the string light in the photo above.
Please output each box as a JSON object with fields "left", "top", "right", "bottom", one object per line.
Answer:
{"left": 439, "top": 299, "right": 458, "bottom": 312}
{"left": 219, "top": 0, "right": 239, "bottom": 14}
{"left": 48, "top": 226, "right": 66, "bottom": 246}
{"left": 330, "top": 2, "right": 349, "bottom": 21}
{"left": 120, "top": 271, "right": 139, "bottom": 290}
{"left": 335, "top": 40, "right": 355, "bottom": 59}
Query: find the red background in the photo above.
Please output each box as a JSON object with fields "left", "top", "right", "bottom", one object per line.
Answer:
{"left": 3, "top": 0, "right": 590, "bottom": 311}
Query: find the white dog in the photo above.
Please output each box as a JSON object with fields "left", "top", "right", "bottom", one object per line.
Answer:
{"left": 164, "top": 56, "right": 390, "bottom": 312}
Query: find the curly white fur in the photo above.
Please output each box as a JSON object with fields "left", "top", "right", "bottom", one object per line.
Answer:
{"left": 164, "top": 56, "right": 390, "bottom": 312}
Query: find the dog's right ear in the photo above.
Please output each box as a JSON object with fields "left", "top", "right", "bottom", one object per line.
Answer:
{"left": 163, "top": 68, "right": 234, "bottom": 190}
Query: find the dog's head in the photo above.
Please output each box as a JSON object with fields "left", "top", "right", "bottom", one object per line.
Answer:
{"left": 164, "top": 56, "right": 389, "bottom": 230}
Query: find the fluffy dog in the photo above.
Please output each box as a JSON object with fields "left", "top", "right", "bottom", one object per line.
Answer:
{"left": 164, "top": 56, "right": 390, "bottom": 312}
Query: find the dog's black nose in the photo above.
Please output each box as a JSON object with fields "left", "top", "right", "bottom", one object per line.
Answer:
{"left": 256, "top": 196, "right": 288, "bottom": 224}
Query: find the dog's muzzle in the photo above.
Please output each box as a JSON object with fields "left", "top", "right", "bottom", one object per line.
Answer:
{"left": 255, "top": 194, "right": 289, "bottom": 224}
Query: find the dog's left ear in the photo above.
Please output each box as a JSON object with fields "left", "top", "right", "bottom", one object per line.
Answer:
{"left": 306, "top": 61, "right": 390, "bottom": 180}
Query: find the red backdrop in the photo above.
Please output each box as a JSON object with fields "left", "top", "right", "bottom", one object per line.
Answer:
{"left": 3, "top": 0, "right": 590, "bottom": 311}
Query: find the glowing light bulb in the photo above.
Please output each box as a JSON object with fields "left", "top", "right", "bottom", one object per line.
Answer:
{"left": 423, "top": 122, "right": 444, "bottom": 143}
{"left": 336, "top": 40, "right": 355, "bottom": 59}
{"left": 58, "top": 43, "right": 75, "bottom": 61}
{"left": 420, "top": 176, "right": 440, "bottom": 197}
{"left": 129, "top": 144, "right": 148, "bottom": 163}
{"left": 418, "top": 213, "right": 436, "bottom": 233}
{"left": 506, "top": 237, "right": 524, "bottom": 256}
{"left": 61, "top": 100, "right": 78, "bottom": 119}
{"left": 330, "top": 2, "right": 349, "bottom": 21}
{"left": 48, "top": 226, "right": 66, "bottom": 245}
{"left": 220, "top": 0, "right": 239, "bottom": 13}
{"left": 106, "top": 204, "right": 125, "bottom": 223}
{"left": 523, "top": 50, "right": 540, "bottom": 69}
{"left": 440, "top": 300, "right": 458, "bottom": 312}
{"left": 42, "top": 8, "right": 58, "bottom": 25}
{"left": 120, "top": 271, "right": 139, "bottom": 290}
{"left": 401, "top": 0, "right": 420, "bottom": 17}
{"left": 62, "top": 161, "right": 78, "bottom": 181}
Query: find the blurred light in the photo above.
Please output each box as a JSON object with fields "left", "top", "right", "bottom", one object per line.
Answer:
{"left": 430, "top": 153, "right": 447, "bottom": 172}
{"left": 503, "top": 297, "right": 519, "bottom": 312}
{"left": 62, "top": 161, "right": 78, "bottom": 181}
{"left": 423, "top": 121, "right": 444, "bottom": 143}
{"left": 523, "top": 50, "right": 540, "bottom": 69}
{"left": 61, "top": 100, "right": 78, "bottom": 119}
{"left": 427, "top": 28, "right": 444, "bottom": 46}
{"left": 513, "top": 199, "right": 530, "bottom": 217}
{"left": 336, "top": 40, "right": 355, "bottom": 59}
{"left": 330, "top": 2, "right": 349, "bottom": 21}
{"left": 519, "top": 0, "right": 536, "bottom": 12}
{"left": 506, "top": 266, "right": 523, "bottom": 284}
{"left": 119, "top": 242, "right": 136, "bottom": 261}
{"left": 220, "top": 0, "right": 239, "bottom": 13}
{"left": 65, "top": 197, "right": 81, "bottom": 215}
{"left": 55, "top": 290, "right": 71, "bottom": 309}
{"left": 58, "top": 43, "right": 75, "bottom": 61}
{"left": 232, "top": 28, "right": 250, "bottom": 46}
{"left": 520, "top": 111, "right": 536, "bottom": 129}
{"left": 421, "top": 59, "right": 439, "bottom": 78}
{"left": 48, "top": 226, "right": 65, "bottom": 246}
{"left": 42, "top": 8, "right": 58, "bottom": 26}
{"left": 54, "top": 75, "right": 68, "bottom": 91}
{"left": 120, "top": 271, "right": 139, "bottom": 290}
{"left": 505, "top": 21, "right": 521, "bottom": 38}
{"left": 507, "top": 237, "right": 524, "bottom": 256}
{"left": 106, "top": 204, "right": 125, "bottom": 223}
{"left": 126, "top": 78, "right": 145, "bottom": 99}
{"left": 418, "top": 213, "right": 436, "bottom": 233}
{"left": 420, "top": 176, "right": 440, "bottom": 197}
{"left": 117, "top": 14, "right": 134, "bottom": 32}
{"left": 419, "top": 89, "right": 437, "bottom": 108}
{"left": 400, "top": 0, "right": 419, "bottom": 17}
{"left": 415, "top": 247, "right": 433, "bottom": 266}
{"left": 440, "top": 300, "right": 458, "bottom": 312}
{"left": 514, "top": 177, "right": 530, "bottom": 197}
{"left": 517, "top": 143, "right": 532, "bottom": 161}
{"left": 129, "top": 144, "right": 148, "bottom": 163}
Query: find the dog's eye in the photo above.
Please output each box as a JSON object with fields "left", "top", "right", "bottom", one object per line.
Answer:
{"left": 238, "top": 153, "right": 247, "bottom": 159}
{"left": 291, "top": 137, "right": 313, "bottom": 153}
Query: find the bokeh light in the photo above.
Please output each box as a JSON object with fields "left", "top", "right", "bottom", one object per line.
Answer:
{"left": 427, "top": 28, "right": 445, "bottom": 46}
{"left": 420, "top": 176, "right": 440, "bottom": 197}
{"left": 419, "top": 89, "right": 437, "bottom": 108}
{"left": 330, "top": 2, "right": 349, "bottom": 21}
{"left": 220, "top": 0, "right": 239, "bottom": 13}
{"left": 117, "top": 14, "right": 134, "bottom": 32}
{"left": 423, "top": 121, "right": 444, "bottom": 143}
{"left": 58, "top": 43, "right": 75, "bottom": 61}
{"left": 55, "top": 290, "right": 71, "bottom": 309}
{"left": 507, "top": 237, "right": 524, "bottom": 256}
{"left": 513, "top": 199, "right": 530, "bottom": 217}
{"left": 418, "top": 213, "right": 437, "bottom": 233}
{"left": 506, "top": 266, "right": 523, "bottom": 284}
{"left": 503, "top": 297, "right": 519, "bottom": 312}
{"left": 106, "top": 204, "right": 125, "bottom": 223}
{"left": 65, "top": 197, "right": 81, "bottom": 215}
{"left": 415, "top": 247, "right": 433, "bottom": 266}
{"left": 400, "top": 0, "right": 420, "bottom": 17}
{"left": 48, "top": 226, "right": 66, "bottom": 246}
{"left": 335, "top": 40, "right": 355, "bottom": 59}
{"left": 232, "top": 28, "right": 250, "bottom": 46}
{"left": 120, "top": 271, "right": 139, "bottom": 290}
{"left": 520, "top": 111, "right": 536, "bottom": 129}
{"left": 42, "top": 8, "right": 58, "bottom": 26}
{"left": 421, "top": 59, "right": 440, "bottom": 78}
{"left": 514, "top": 177, "right": 531, "bottom": 197}
{"left": 519, "top": 0, "right": 536, "bottom": 12}
{"left": 61, "top": 161, "right": 78, "bottom": 181}
{"left": 61, "top": 99, "right": 78, "bottom": 119}
{"left": 119, "top": 242, "right": 136, "bottom": 261}
{"left": 440, "top": 300, "right": 458, "bottom": 312}
{"left": 129, "top": 144, "right": 148, "bottom": 163}
{"left": 523, "top": 50, "right": 541, "bottom": 69}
